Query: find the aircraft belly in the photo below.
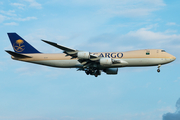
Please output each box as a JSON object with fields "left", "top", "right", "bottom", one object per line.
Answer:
{"left": 25, "top": 58, "right": 172, "bottom": 68}
{"left": 122, "top": 58, "right": 170, "bottom": 66}
{"left": 30, "top": 60, "right": 82, "bottom": 68}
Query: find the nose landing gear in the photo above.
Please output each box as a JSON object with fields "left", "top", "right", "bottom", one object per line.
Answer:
{"left": 157, "top": 65, "right": 161, "bottom": 73}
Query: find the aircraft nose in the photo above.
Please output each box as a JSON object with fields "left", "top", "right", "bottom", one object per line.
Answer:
{"left": 172, "top": 56, "right": 176, "bottom": 60}
{"left": 170, "top": 55, "right": 176, "bottom": 62}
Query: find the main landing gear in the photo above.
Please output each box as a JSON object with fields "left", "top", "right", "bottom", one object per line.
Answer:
{"left": 85, "top": 68, "right": 101, "bottom": 77}
{"left": 157, "top": 65, "right": 161, "bottom": 73}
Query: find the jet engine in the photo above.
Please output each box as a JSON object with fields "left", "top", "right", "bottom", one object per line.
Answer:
{"left": 77, "top": 51, "right": 90, "bottom": 59}
{"left": 103, "top": 68, "right": 118, "bottom": 74}
{"left": 100, "top": 58, "right": 112, "bottom": 66}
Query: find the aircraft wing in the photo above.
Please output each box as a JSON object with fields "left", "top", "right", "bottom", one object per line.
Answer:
{"left": 42, "top": 40, "right": 99, "bottom": 60}
{"left": 42, "top": 40, "right": 124, "bottom": 70}
{"left": 42, "top": 40, "right": 76, "bottom": 52}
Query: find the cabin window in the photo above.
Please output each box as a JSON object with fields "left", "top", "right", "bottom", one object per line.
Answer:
{"left": 161, "top": 50, "right": 166, "bottom": 52}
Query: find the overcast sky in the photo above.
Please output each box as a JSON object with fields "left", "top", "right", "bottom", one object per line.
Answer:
{"left": 1, "top": 0, "right": 180, "bottom": 120}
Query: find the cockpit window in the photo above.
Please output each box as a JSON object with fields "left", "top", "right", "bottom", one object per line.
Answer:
{"left": 161, "top": 50, "right": 166, "bottom": 52}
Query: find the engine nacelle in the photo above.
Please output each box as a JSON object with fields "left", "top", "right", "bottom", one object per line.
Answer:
{"left": 77, "top": 51, "right": 90, "bottom": 59}
{"left": 100, "top": 58, "right": 112, "bottom": 66}
{"left": 103, "top": 68, "right": 118, "bottom": 75}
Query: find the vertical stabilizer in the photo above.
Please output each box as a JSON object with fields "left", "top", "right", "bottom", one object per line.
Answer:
{"left": 7, "top": 33, "right": 40, "bottom": 54}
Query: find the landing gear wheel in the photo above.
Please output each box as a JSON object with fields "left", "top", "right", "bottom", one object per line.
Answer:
{"left": 157, "top": 65, "right": 161, "bottom": 73}
{"left": 94, "top": 70, "right": 101, "bottom": 77}
{"left": 89, "top": 70, "right": 93, "bottom": 75}
{"left": 85, "top": 70, "right": 90, "bottom": 75}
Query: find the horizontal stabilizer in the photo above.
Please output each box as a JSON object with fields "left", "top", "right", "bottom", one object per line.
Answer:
{"left": 5, "top": 50, "right": 32, "bottom": 58}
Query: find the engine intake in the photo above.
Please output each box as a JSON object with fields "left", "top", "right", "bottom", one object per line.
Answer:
{"left": 77, "top": 52, "right": 90, "bottom": 59}
{"left": 100, "top": 58, "right": 112, "bottom": 66}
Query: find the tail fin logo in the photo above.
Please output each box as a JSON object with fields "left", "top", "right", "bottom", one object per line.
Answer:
{"left": 13, "top": 39, "right": 25, "bottom": 52}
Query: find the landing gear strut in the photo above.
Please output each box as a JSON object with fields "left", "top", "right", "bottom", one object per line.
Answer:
{"left": 157, "top": 65, "right": 161, "bottom": 73}
{"left": 85, "top": 70, "right": 90, "bottom": 75}
{"left": 94, "top": 70, "right": 101, "bottom": 77}
{"left": 85, "top": 68, "right": 101, "bottom": 77}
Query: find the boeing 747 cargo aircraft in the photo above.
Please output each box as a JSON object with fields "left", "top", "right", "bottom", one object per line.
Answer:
{"left": 6, "top": 33, "right": 176, "bottom": 77}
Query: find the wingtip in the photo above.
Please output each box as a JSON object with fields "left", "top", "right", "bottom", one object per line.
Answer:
{"left": 41, "top": 39, "right": 51, "bottom": 44}
{"left": 42, "top": 39, "right": 52, "bottom": 43}
{"left": 41, "top": 39, "right": 47, "bottom": 42}
{"left": 41, "top": 40, "right": 58, "bottom": 47}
